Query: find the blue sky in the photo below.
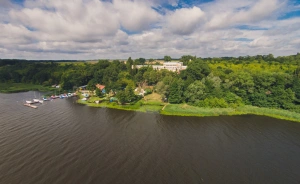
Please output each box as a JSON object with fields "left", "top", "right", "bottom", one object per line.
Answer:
{"left": 0, "top": 0, "right": 299, "bottom": 59}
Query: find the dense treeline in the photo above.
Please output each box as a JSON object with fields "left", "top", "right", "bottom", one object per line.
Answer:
{"left": 0, "top": 54, "right": 300, "bottom": 112}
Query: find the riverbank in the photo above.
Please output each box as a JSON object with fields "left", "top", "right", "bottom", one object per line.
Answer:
{"left": 0, "top": 83, "right": 55, "bottom": 93}
{"left": 77, "top": 98, "right": 300, "bottom": 123}
{"left": 162, "top": 104, "right": 300, "bottom": 123}
{"left": 78, "top": 97, "right": 164, "bottom": 112}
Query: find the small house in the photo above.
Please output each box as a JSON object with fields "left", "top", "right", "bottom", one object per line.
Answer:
{"left": 96, "top": 84, "right": 106, "bottom": 94}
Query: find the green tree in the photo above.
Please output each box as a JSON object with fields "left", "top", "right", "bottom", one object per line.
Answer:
{"left": 180, "top": 55, "right": 196, "bottom": 65}
{"left": 155, "top": 81, "right": 169, "bottom": 100}
{"left": 126, "top": 57, "right": 134, "bottom": 75}
{"left": 184, "top": 80, "right": 206, "bottom": 104}
{"left": 228, "top": 71, "right": 254, "bottom": 101}
{"left": 186, "top": 59, "right": 210, "bottom": 80}
{"left": 116, "top": 91, "right": 127, "bottom": 104}
{"left": 168, "top": 79, "right": 183, "bottom": 104}
{"left": 149, "top": 58, "right": 155, "bottom": 62}
{"left": 164, "top": 56, "right": 172, "bottom": 62}
{"left": 95, "top": 88, "right": 102, "bottom": 97}
{"left": 87, "top": 79, "right": 97, "bottom": 91}
{"left": 292, "top": 77, "right": 300, "bottom": 102}
{"left": 125, "top": 85, "right": 136, "bottom": 102}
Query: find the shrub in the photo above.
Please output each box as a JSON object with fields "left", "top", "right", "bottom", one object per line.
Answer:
{"left": 196, "top": 97, "right": 229, "bottom": 108}
{"left": 144, "top": 88, "right": 152, "bottom": 95}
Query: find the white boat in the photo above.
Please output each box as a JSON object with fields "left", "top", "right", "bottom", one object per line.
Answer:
{"left": 39, "top": 100, "right": 43, "bottom": 104}
{"left": 33, "top": 99, "right": 39, "bottom": 103}
{"left": 26, "top": 100, "right": 33, "bottom": 104}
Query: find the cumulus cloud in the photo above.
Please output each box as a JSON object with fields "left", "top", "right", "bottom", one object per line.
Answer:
{"left": 0, "top": 0, "right": 299, "bottom": 59}
{"left": 166, "top": 6, "right": 205, "bottom": 35}
{"left": 114, "top": 0, "right": 161, "bottom": 32}
{"left": 10, "top": 0, "right": 120, "bottom": 41}
{"left": 205, "top": 0, "right": 282, "bottom": 29}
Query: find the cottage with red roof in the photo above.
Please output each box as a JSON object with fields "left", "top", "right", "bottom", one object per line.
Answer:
{"left": 96, "top": 84, "right": 106, "bottom": 94}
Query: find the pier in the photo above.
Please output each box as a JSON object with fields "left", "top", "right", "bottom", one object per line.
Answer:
{"left": 24, "top": 104, "right": 38, "bottom": 109}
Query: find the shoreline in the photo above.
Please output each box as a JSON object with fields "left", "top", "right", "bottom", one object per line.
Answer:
{"left": 1, "top": 86, "right": 299, "bottom": 123}
{"left": 0, "top": 83, "right": 55, "bottom": 93}
{"left": 77, "top": 99, "right": 300, "bottom": 123}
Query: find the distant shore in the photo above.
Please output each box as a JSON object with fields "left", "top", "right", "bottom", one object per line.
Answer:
{"left": 77, "top": 99, "right": 300, "bottom": 123}
{"left": 0, "top": 83, "right": 55, "bottom": 93}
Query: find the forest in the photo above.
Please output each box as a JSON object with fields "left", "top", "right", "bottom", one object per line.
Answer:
{"left": 0, "top": 53, "right": 300, "bottom": 113}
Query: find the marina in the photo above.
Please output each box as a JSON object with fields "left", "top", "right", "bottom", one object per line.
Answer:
{"left": 23, "top": 92, "right": 77, "bottom": 109}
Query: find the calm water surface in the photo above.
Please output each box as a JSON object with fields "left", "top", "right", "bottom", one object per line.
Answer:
{"left": 0, "top": 91, "right": 300, "bottom": 184}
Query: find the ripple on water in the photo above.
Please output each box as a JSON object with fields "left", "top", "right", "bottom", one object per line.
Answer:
{"left": 1, "top": 92, "right": 300, "bottom": 184}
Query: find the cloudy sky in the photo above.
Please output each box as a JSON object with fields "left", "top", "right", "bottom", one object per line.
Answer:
{"left": 0, "top": 0, "right": 299, "bottom": 60}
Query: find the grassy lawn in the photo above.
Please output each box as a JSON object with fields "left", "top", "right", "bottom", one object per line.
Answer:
{"left": 161, "top": 104, "right": 243, "bottom": 117}
{"left": 237, "top": 106, "right": 300, "bottom": 122}
{"left": 161, "top": 104, "right": 300, "bottom": 123}
{"left": 77, "top": 93, "right": 165, "bottom": 112}
{"left": 0, "top": 83, "right": 55, "bottom": 93}
{"left": 143, "top": 93, "right": 162, "bottom": 102}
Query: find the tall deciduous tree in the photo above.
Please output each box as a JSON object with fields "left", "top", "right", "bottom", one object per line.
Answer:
{"left": 186, "top": 59, "right": 210, "bottom": 80}
{"left": 184, "top": 80, "right": 206, "bottom": 103}
{"left": 164, "top": 56, "right": 171, "bottom": 62}
{"left": 168, "top": 79, "right": 184, "bottom": 104}
{"left": 125, "top": 85, "right": 136, "bottom": 102}
{"left": 126, "top": 57, "right": 133, "bottom": 75}
{"left": 95, "top": 88, "right": 102, "bottom": 97}
{"left": 116, "top": 91, "right": 127, "bottom": 104}
{"left": 180, "top": 55, "right": 196, "bottom": 65}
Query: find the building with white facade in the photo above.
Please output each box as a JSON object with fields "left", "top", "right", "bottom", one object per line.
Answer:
{"left": 133, "top": 62, "right": 187, "bottom": 72}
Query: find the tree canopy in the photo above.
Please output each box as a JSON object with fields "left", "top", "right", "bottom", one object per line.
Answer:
{"left": 1, "top": 53, "right": 300, "bottom": 113}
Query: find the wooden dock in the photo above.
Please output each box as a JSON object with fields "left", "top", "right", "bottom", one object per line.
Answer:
{"left": 24, "top": 104, "right": 38, "bottom": 109}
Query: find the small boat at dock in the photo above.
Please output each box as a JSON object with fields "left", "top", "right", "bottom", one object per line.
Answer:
{"left": 24, "top": 103, "right": 38, "bottom": 109}
{"left": 43, "top": 97, "right": 49, "bottom": 101}
{"left": 26, "top": 100, "right": 33, "bottom": 104}
{"left": 39, "top": 100, "right": 43, "bottom": 104}
{"left": 33, "top": 99, "right": 39, "bottom": 103}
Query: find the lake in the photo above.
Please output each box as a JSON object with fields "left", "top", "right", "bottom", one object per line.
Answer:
{"left": 0, "top": 91, "right": 300, "bottom": 184}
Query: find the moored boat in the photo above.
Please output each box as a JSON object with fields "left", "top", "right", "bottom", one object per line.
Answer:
{"left": 39, "top": 100, "right": 43, "bottom": 104}
{"left": 33, "top": 99, "right": 39, "bottom": 103}
{"left": 24, "top": 104, "right": 38, "bottom": 109}
{"left": 26, "top": 100, "right": 33, "bottom": 104}
{"left": 43, "top": 97, "right": 49, "bottom": 101}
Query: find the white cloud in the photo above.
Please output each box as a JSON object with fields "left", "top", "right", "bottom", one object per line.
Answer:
{"left": 10, "top": 0, "right": 120, "bottom": 41}
{"left": 206, "top": 0, "right": 282, "bottom": 29}
{"left": 113, "top": 0, "right": 161, "bottom": 32}
{"left": 0, "top": 0, "right": 299, "bottom": 59}
{"left": 166, "top": 6, "right": 205, "bottom": 35}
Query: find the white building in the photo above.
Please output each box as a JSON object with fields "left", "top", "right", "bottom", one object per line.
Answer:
{"left": 133, "top": 62, "right": 187, "bottom": 72}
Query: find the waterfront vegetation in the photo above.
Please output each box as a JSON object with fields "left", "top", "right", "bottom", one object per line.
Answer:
{"left": 1, "top": 53, "right": 300, "bottom": 122}
{"left": 77, "top": 95, "right": 300, "bottom": 122}
{"left": 0, "top": 83, "right": 54, "bottom": 93}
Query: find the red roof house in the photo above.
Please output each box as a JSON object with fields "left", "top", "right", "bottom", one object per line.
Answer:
{"left": 96, "top": 84, "right": 105, "bottom": 90}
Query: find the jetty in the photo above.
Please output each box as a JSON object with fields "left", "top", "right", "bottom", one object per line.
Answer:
{"left": 24, "top": 104, "right": 38, "bottom": 109}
